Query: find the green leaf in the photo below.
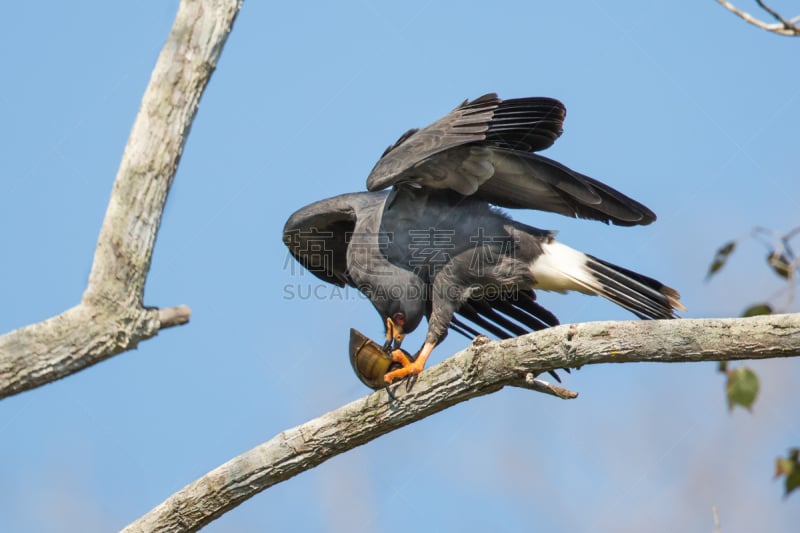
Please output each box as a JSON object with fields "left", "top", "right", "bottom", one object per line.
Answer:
{"left": 726, "top": 366, "right": 759, "bottom": 411}
{"left": 786, "top": 469, "right": 800, "bottom": 497}
{"left": 706, "top": 241, "right": 736, "bottom": 280}
{"left": 767, "top": 251, "right": 794, "bottom": 279}
{"left": 775, "top": 449, "right": 800, "bottom": 497}
{"left": 742, "top": 303, "right": 773, "bottom": 317}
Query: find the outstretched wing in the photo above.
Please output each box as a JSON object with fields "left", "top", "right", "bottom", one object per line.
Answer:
{"left": 367, "top": 93, "right": 564, "bottom": 191}
{"left": 366, "top": 93, "right": 655, "bottom": 226}
{"left": 471, "top": 150, "right": 656, "bottom": 226}
{"left": 283, "top": 192, "right": 384, "bottom": 287}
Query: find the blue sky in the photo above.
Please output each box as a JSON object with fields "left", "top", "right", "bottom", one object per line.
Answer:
{"left": 1, "top": 1, "right": 799, "bottom": 532}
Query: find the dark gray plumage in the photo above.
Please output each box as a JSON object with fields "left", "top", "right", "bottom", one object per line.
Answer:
{"left": 283, "top": 93, "right": 683, "bottom": 387}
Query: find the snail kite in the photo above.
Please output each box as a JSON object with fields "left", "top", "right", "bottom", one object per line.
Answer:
{"left": 283, "top": 93, "right": 684, "bottom": 387}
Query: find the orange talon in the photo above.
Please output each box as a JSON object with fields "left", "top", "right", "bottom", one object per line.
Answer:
{"left": 390, "top": 349, "right": 412, "bottom": 367}
{"left": 384, "top": 341, "right": 436, "bottom": 384}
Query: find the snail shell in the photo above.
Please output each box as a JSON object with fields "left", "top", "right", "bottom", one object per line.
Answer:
{"left": 349, "top": 328, "right": 409, "bottom": 389}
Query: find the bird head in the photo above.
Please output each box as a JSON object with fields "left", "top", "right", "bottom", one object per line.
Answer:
{"left": 371, "top": 294, "right": 425, "bottom": 342}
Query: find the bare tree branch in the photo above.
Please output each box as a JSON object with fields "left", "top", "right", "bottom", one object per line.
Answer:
{"left": 755, "top": 0, "right": 800, "bottom": 28}
{"left": 122, "top": 313, "right": 800, "bottom": 533}
{"left": 715, "top": 0, "right": 800, "bottom": 36}
{"left": 0, "top": 0, "right": 242, "bottom": 400}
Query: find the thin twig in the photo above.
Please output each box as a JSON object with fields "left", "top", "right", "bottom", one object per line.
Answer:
{"left": 784, "top": 225, "right": 800, "bottom": 241}
{"left": 756, "top": 0, "right": 798, "bottom": 30}
{"left": 715, "top": 0, "right": 800, "bottom": 36}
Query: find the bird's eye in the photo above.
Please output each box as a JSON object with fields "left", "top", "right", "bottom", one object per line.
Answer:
{"left": 393, "top": 312, "right": 406, "bottom": 326}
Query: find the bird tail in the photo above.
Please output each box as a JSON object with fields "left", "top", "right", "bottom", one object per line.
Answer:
{"left": 529, "top": 240, "right": 685, "bottom": 319}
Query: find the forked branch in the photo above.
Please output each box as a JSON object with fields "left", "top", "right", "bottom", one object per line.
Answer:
{"left": 0, "top": 0, "right": 242, "bottom": 400}
{"left": 715, "top": 0, "right": 800, "bottom": 36}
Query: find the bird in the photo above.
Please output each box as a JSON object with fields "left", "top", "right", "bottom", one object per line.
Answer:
{"left": 283, "top": 93, "right": 684, "bottom": 388}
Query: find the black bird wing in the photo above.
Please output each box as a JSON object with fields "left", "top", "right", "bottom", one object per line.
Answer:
{"left": 368, "top": 93, "right": 564, "bottom": 188}
{"left": 282, "top": 192, "right": 385, "bottom": 287}
{"left": 366, "top": 93, "right": 655, "bottom": 226}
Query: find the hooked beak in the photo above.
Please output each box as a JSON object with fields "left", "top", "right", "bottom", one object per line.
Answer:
{"left": 384, "top": 316, "right": 406, "bottom": 350}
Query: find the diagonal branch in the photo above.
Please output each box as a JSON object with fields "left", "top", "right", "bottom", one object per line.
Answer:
{"left": 122, "top": 313, "right": 800, "bottom": 533}
{"left": 0, "top": 0, "right": 242, "bottom": 400}
{"left": 715, "top": 0, "right": 800, "bottom": 36}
